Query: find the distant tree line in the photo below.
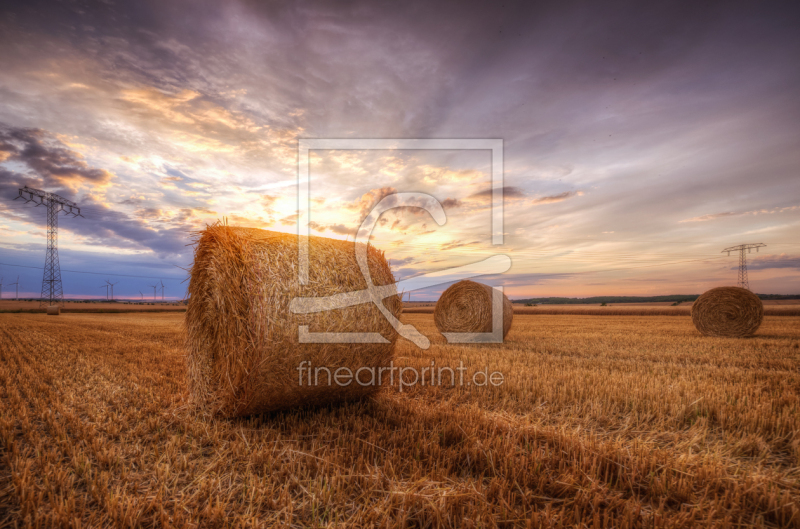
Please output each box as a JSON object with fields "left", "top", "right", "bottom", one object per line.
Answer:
{"left": 513, "top": 294, "right": 800, "bottom": 305}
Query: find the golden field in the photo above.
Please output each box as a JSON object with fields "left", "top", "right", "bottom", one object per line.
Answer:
{"left": 403, "top": 301, "right": 800, "bottom": 317}
{"left": 0, "top": 301, "right": 186, "bottom": 313}
{"left": 1, "top": 312, "right": 799, "bottom": 528}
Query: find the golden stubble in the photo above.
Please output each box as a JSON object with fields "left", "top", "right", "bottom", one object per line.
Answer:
{"left": 0, "top": 311, "right": 798, "bottom": 527}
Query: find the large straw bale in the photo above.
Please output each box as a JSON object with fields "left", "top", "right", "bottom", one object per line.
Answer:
{"left": 433, "top": 280, "right": 513, "bottom": 338}
{"left": 46, "top": 305, "right": 60, "bottom": 316}
{"left": 691, "top": 286, "right": 763, "bottom": 337}
{"left": 185, "top": 225, "right": 401, "bottom": 417}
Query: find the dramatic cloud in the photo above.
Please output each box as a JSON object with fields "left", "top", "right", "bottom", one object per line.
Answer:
{"left": 350, "top": 187, "right": 399, "bottom": 219}
{"left": 746, "top": 254, "right": 800, "bottom": 271}
{"left": 439, "top": 240, "right": 481, "bottom": 251}
{"left": 468, "top": 187, "right": 526, "bottom": 201}
{"left": 532, "top": 191, "right": 582, "bottom": 204}
{"left": 680, "top": 212, "right": 738, "bottom": 223}
{"left": 389, "top": 256, "right": 416, "bottom": 267}
{"left": 0, "top": 1, "right": 799, "bottom": 296}
{"left": 308, "top": 221, "right": 355, "bottom": 237}
{"left": 261, "top": 195, "right": 278, "bottom": 207}
{"left": 0, "top": 123, "right": 218, "bottom": 259}
{"left": 440, "top": 198, "right": 462, "bottom": 210}
{"left": 680, "top": 206, "right": 800, "bottom": 223}
{"left": 0, "top": 124, "right": 113, "bottom": 194}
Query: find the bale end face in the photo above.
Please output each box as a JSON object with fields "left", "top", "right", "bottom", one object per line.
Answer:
{"left": 433, "top": 280, "right": 513, "bottom": 338}
{"left": 691, "top": 286, "right": 763, "bottom": 337}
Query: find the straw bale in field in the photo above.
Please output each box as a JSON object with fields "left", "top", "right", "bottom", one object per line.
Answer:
{"left": 691, "top": 286, "right": 763, "bottom": 337}
{"left": 434, "top": 280, "right": 513, "bottom": 337}
{"left": 185, "top": 225, "right": 401, "bottom": 417}
{"left": 46, "top": 305, "right": 60, "bottom": 316}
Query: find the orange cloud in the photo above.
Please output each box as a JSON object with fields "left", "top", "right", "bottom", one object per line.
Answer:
{"left": 532, "top": 190, "right": 582, "bottom": 204}
{"left": 680, "top": 205, "right": 799, "bottom": 223}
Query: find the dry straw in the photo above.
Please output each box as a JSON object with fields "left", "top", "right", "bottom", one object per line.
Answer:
{"left": 691, "top": 286, "right": 763, "bottom": 337}
{"left": 185, "top": 224, "right": 401, "bottom": 417}
{"left": 433, "top": 280, "right": 513, "bottom": 337}
{"left": 46, "top": 306, "right": 60, "bottom": 316}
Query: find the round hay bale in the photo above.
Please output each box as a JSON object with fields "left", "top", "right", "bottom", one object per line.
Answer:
{"left": 433, "top": 280, "right": 513, "bottom": 338}
{"left": 185, "top": 225, "right": 401, "bottom": 417}
{"left": 691, "top": 286, "right": 763, "bottom": 337}
{"left": 46, "top": 305, "right": 60, "bottom": 316}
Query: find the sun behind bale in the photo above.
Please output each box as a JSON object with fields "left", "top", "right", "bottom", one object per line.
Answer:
{"left": 433, "top": 280, "right": 513, "bottom": 338}
{"left": 185, "top": 224, "right": 401, "bottom": 417}
{"left": 691, "top": 286, "right": 763, "bottom": 338}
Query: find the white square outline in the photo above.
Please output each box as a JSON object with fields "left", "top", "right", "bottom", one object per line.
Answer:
{"left": 296, "top": 138, "right": 504, "bottom": 344}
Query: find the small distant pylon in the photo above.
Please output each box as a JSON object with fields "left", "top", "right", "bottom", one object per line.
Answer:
{"left": 722, "top": 243, "right": 766, "bottom": 290}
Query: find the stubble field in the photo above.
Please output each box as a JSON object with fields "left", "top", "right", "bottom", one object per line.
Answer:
{"left": 0, "top": 312, "right": 799, "bottom": 528}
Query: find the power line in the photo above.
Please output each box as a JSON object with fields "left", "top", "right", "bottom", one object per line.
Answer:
{"left": 0, "top": 261, "right": 183, "bottom": 280}
{"left": 2, "top": 205, "right": 141, "bottom": 219}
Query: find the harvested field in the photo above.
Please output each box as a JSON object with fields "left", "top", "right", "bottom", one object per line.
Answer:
{"left": 1, "top": 312, "right": 799, "bottom": 527}
{"left": 405, "top": 303, "right": 800, "bottom": 316}
{"left": 0, "top": 300, "right": 186, "bottom": 314}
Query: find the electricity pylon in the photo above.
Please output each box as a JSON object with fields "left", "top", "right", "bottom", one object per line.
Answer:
{"left": 15, "top": 186, "right": 83, "bottom": 306}
{"left": 722, "top": 243, "right": 766, "bottom": 290}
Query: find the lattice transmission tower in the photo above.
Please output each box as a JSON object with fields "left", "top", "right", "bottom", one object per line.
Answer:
{"left": 722, "top": 243, "right": 766, "bottom": 290}
{"left": 15, "top": 186, "right": 83, "bottom": 306}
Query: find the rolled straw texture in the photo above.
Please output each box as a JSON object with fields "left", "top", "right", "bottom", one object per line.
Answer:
{"left": 691, "top": 286, "right": 763, "bottom": 337}
{"left": 433, "top": 280, "right": 513, "bottom": 338}
{"left": 185, "top": 224, "right": 401, "bottom": 417}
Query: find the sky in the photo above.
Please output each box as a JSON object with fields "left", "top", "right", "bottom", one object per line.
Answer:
{"left": 0, "top": 0, "right": 799, "bottom": 300}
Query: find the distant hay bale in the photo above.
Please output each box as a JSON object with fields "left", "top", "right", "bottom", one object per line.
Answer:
{"left": 46, "top": 305, "right": 60, "bottom": 316}
{"left": 691, "top": 286, "right": 763, "bottom": 337}
{"left": 433, "top": 280, "right": 513, "bottom": 337}
{"left": 185, "top": 224, "right": 401, "bottom": 417}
